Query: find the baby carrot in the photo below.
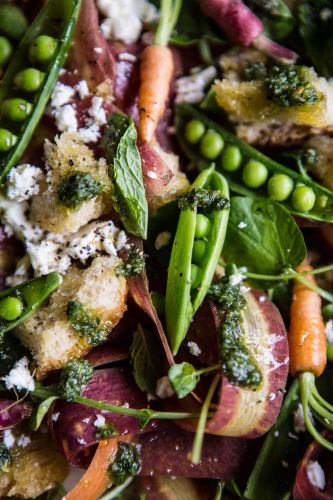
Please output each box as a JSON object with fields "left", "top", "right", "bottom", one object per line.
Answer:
{"left": 289, "top": 259, "right": 326, "bottom": 377}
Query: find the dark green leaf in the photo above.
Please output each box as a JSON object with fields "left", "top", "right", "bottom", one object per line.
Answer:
{"left": 224, "top": 197, "right": 306, "bottom": 282}
{"left": 245, "top": 0, "right": 295, "bottom": 40}
{"left": 168, "top": 362, "right": 200, "bottom": 398}
{"left": 102, "top": 113, "right": 148, "bottom": 239}
{"left": 130, "top": 327, "right": 164, "bottom": 395}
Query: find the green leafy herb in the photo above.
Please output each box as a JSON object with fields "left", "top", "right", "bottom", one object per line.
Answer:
{"left": 30, "top": 395, "right": 59, "bottom": 431}
{"left": 67, "top": 301, "right": 108, "bottom": 346}
{"left": 102, "top": 112, "right": 148, "bottom": 239}
{"left": 0, "top": 443, "right": 10, "bottom": 472}
{"left": 58, "top": 358, "right": 94, "bottom": 402}
{"left": 109, "top": 442, "right": 141, "bottom": 486}
{"left": 116, "top": 246, "right": 145, "bottom": 278}
{"left": 244, "top": 0, "right": 295, "bottom": 40}
{"left": 58, "top": 171, "right": 104, "bottom": 209}
{"left": 168, "top": 362, "right": 220, "bottom": 398}
{"left": 177, "top": 188, "right": 230, "bottom": 211}
{"left": 95, "top": 421, "right": 119, "bottom": 440}
{"left": 130, "top": 325, "right": 164, "bottom": 395}
{"left": 223, "top": 197, "right": 306, "bottom": 285}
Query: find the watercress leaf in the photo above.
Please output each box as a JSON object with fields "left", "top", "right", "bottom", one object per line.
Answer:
{"left": 168, "top": 362, "right": 199, "bottom": 398}
{"left": 298, "top": 0, "right": 333, "bottom": 77}
{"left": 224, "top": 197, "right": 306, "bottom": 280}
{"left": 130, "top": 326, "right": 164, "bottom": 395}
{"left": 30, "top": 396, "right": 59, "bottom": 431}
{"left": 102, "top": 113, "right": 148, "bottom": 239}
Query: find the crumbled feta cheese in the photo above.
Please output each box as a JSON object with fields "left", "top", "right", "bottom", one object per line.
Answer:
{"left": 154, "top": 231, "right": 172, "bottom": 251}
{"left": 320, "top": 8, "right": 333, "bottom": 21}
{"left": 237, "top": 221, "right": 247, "bottom": 229}
{"left": 67, "top": 221, "right": 122, "bottom": 261}
{"left": 17, "top": 435, "right": 31, "bottom": 448}
{"left": 78, "top": 123, "right": 101, "bottom": 143}
{"left": 54, "top": 104, "right": 78, "bottom": 132}
{"left": 147, "top": 170, "right": 158, "bottom": 179}
{"left": 187, "top": 341, "right": 202, "bottom": 357}
{"left": 94, "top": 47, "right": 103, "bottom": 53}
{"left": 293, "top": 403, "right": 307, "bottom": 433}
{"left": 118, "top": 52, "right": 137, "bottom": 63}
{"left": 27, "top": 238, "right": 71, "bottom": 276}
{"left": 3, "top": 357, "right": 35, "bottom": 392}
{"left": 3, "top": 430, "right": 15, "bottom": 449}
{"left": 75, "top": 80, "right": 90, "bottom": 99}
{"left": 325, "top": 319, "right": 333, "bottom": 343}
{"left": 52, "top": 412, "right": 60, "bottom": 422}
{"left": 94, "top": 414, "right": 106, "bottom": 428}
{"left": 88, "top": 96, "right": 107, "bottom": 126}
{"left": 77, "top": 438, "right": 87, "bottom": 445}
{"left": 51, "top": 82, "right": 75, "bottom": 108}
{"left": 259, "top": 295, "right": 266, "bottom": 303}
{"left": 175, "top": 66, "right": 217, "bottom": 104}
{"left": 0, "top": 197, "right": 44, "bottom": 244}
{"left": 307, "top": 461, "right": 326, "bottom": 490}
{"left": 281, "top": 460, "right": 288, "bottom": 468}
{"left": 7, "top": 164, "right": 44, "bottom": 202}
{"left": 274, "top": 431, "right": 279, "bottom": 437}
{"left": 98, "top": 0, "right": 159, "bottom": 44}
{"left": 156, "top": 376, "right": 174, "bottom": 399}
{"left": 229, "top": 272, "right": 246, "bottom": 286}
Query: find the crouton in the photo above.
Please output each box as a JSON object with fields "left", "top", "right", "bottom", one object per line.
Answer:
{"left": 15, "top": 256, "right": 127, "bottom": 377}
{"left": 0, "top": 429, "right": 68, "bottom": 498}
{"left": 30, "top": 132, "right": 112, "bottom": 233}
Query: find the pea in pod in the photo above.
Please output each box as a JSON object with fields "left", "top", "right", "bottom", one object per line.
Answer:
{"left": 0, "top": 0, "right": 82, "bottom": 183}
{"left": 0, "top": 272, "right": 61, "bottom": 334}
{"left": 176, "top": 104, "right": 333, "bottom": 222}
{"left": 165, "top": 165, "right": 230, "bottom": 355}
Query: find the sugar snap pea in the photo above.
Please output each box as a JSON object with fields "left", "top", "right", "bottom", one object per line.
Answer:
{"left": 0, "top": 272, "right": 61, "bottom": 335}
{"left": 176, "top": 104, "right": 333, "bottom": 222}
{"left": 165, "top": 165, "right": 230, "bottom": 355}
{"left": 0, "top": 0, "right": 82, "bottom": 183}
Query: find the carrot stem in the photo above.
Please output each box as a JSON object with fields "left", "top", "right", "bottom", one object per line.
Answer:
{"left": 154, "top": 0, "right": 182, "bottom": 46}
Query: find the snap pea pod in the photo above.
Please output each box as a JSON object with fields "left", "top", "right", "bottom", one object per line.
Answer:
{"left": 0, "top": 0, "right": 82, "bottom": 183}
{"left": 0, "top": 272, "right": 61, "bottom": 334}
{"left": 165, "top": 165, "right": 230, "bottom": 355}
{"left": 176, "top": 104, "right": 333, "bottom": 222}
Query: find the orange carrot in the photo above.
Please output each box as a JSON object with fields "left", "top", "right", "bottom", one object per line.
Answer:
{"left": 138, "top": 44, "right": 174, "bottom": 143}
{"left": 65, "top": 435, "right": 132, "bottom": 500}
{"left": 289, "top": 258, "right": 326, "bottom": 377}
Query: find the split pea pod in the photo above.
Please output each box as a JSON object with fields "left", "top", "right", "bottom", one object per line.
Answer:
{"left": 0, "top": 272, "right": 61, "bottom": 334}
{"left": 176, "top": 104, "right": 333, "bottom": 223}
{"left": 0, "top": 0, "right": 82, "bottom": 182}
{"left": 165, "top": 165, "right": 230, "bottom": 355}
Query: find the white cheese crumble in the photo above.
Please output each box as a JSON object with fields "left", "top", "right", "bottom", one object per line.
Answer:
{"left": 229, "top": 272, "right": 246, "bottom": 286}
{"left": 3, "top": 429, "right": 15, "bottom": 449}
{"left": 237, "top": 221, "right": 247, "bottom": 229}
{"left": 293, "top": 403, "right": 307, "bottom": 433}
{"left": 93, "top": 414, "right": 106, "bottom": 428}
{"left": 98, "top": 0, "right": 159, "bottom": 44}
{"left": 154, "top": 231, "right": 172, "bottom": 251}
{"left": 187, "top": 341, "right": 202, "bottom": 357}
{"left": 54, "top": 104, "right": 78, "bottom": 133}
{"left": 52, "top": 412, "right": 60, "bottom": 422}
{"left": 3, "top": 357, "right": 35, "bottom": 392}
{"left": 156, "top": 376, "right": 174, "bottom": 399}
{"left": 175, "top": 66, "right": 217, "bottom": 104}
{"left": 17, "top": 435, "right": 31, "bottom": 448}
{"left": 50, "top": 82, "right": 75, "bottom": 108}
{"left": 147, "top": 170, "right": 158, "bottom": 179}
{"left": 77, "top": 438, "right": 87, "bottom": 445}
{"left": 75, "top": 80, "right": 90, "bottom": 99}
{"left": 307, "top": 461, "right": 326, "bottom": 490}
{"left": 118, "top": 52, "right": 137, "bottom": 63}
{"left": 325, "top": 319, "right": 333, "bottom": 343}
{"left": 88, "top": 96, "right": 107, "bottom": 126}
{"left": 77, "top": 123, "right": 101, "bottom": 143}
{"left": 94, "top": 47, "right": 103, "bottom": 53}
{"left": 7, "top": 164, "right": 44, "bottom": 202}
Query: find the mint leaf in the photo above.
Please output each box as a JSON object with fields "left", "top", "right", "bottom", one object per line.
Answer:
{"left": 130, "top": 327, "right": 164, "bottom": 395}
{"left": 102, "top": 113, "right": 148, "bottom": 239}
{"left": 168, "top": 362, "right": 200, "bottom": 398}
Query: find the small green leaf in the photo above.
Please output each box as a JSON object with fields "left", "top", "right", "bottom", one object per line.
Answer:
{"left": 224, "top": 197, "right": 306, "bottom": 285}
{"left": 168, "top": 362, "right": 200, "bottom": 398}
{"left": 30, "top": 395, "right": 59, "bottom": 431}
{"left": 102, "top": 112, "right": 148, "bottom": 239}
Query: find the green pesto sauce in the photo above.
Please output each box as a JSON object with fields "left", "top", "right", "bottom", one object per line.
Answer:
{"left": 95, "top": 421, "right": 119, "bottom": 440}
{"left": 208, "top": 278, "right": 262, "bottom": 388}
{"left": 58, "top": 358, "right": 94, "bottom": 402}
{"left": 109, "top": 442, "right": 141, "bottom": 486}
{"left": 58, "top": 171, "right": 104, "bottom": 210}
{"left": 177, "top": 188, "right": 230, "bottom": 212}
{"left": 116, "top": 246, "right": 145, "bottom": 278}
{"left": 67, "top": 301, "right": 108, "bottom": 347}
{"left": 0, "top": 443, "right": 11, "bottom": 472}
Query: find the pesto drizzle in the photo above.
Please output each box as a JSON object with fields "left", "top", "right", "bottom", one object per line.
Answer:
{"left": 109, "top": 442, "right": 141, "bottom": 486}
{"left": 177, "top": 188, "right": 230, "bottom": 212}
{"left": 58, "top": 171, "right": 104, "bottom": 210}
{"left": 67, "top": 301, "right": 108, "bottom": 346}
{"left": 116, "top": 246, "right": 145, "bottom": 278}
{"left": 208, "top": 277, "right": 262, "bottom": 388}
{"left": 0, "top": 443, "right": 11, "bottom": 472}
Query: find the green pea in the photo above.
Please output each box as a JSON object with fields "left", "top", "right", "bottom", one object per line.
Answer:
{"left": 0, "top": 129, "right": 17, "bottom": 152}
{"left": 267, "top": 173, "right": 294, "bottom": 201}
{"left": 242, "top": 159, "right": 268, "bottom": 188}
{"left": 14, "top": 68, "right": 45, "bottom": 93}
{"left": 195, "top": 214, "right": 211, "bottom": 238}
{"left": 315, "top": 195, "right": 328, "bottom": 209}
{"left": 291, "top": 185, "right": 316, "bottom": 212}
{"left": 221, "top": 145, "right": 242, "bottom": 172}
{"left": 0, "top": 36, "right": 12, "bottom": 66}
{"left": 29, "top": 35, "right": 58, "bottom": 64}
{"left": 0, "top": 4, "right": 28, "bottom": 41}
{"left": 190, "top": 264, "right": 203, "bottom": 289}
{"left": 2, "top": 98, "right": 32, "bottom": 122}
{"left": 151, "top": 291, "right": 165, "bottom": 316}
{"left": 327, "top": 343, "right": 333, "bottom": 363}
{"left": 185, "top": 119, "right": 205, "bottom": 144}
{"left": 0, "top": 296, "right": 24, "bottom": 321}
{"left": 322, "top": 304, "right": 333, "bottom": 321}
{"left": 200, "top": 129, "right": 224, "bottom": 159}
{"left": 192, "top": 240, "right": 206, "bottom": 264}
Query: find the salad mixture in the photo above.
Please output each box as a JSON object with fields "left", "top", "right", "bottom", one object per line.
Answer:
{"left": 1, "top": 0, "right": 333, "bottom": 498}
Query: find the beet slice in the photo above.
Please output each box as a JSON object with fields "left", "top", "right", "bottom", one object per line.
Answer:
{"left": 0, "top": 399, "right": 32, "bottom": 430}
